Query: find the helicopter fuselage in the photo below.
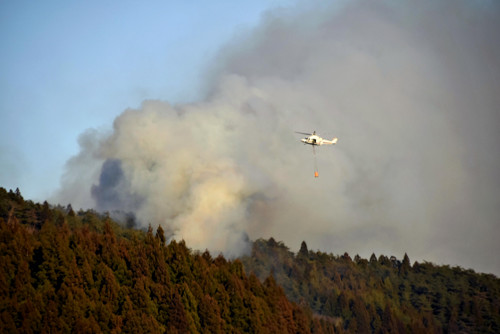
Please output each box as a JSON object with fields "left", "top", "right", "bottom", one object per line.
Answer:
{"left": 301, "top": 135, "right": 337, "bottom": 146}
{"left": 301, "top": 136, "right": 321, "bottom": 145}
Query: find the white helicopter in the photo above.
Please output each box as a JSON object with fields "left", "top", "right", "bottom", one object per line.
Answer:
{"left": 296, "top": 131, "right": 338, "bottom": 178}
{"left": 296, "top": 131, "right": 338, "bottom": 146}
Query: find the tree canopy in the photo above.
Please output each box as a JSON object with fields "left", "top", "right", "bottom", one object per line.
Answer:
{"left": 241, "top": 238, "right": 500, "bottom": 333}
{"left": 1, "top": 187, "right": 499, "bottom": 333}
{"left": 0, "top": 188, "right": 335, "bottom": 333}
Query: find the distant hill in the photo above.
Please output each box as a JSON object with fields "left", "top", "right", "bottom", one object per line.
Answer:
{"left": 1, "top": 187, "right": 499, "bottom": 333}
{"left": 240, "top": 238, "right": 500, "bottom": 333}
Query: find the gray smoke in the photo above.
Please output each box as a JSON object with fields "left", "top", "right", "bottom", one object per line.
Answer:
{"left": 91, "top": 159, "right": 141, "bottom": 212}
{"left": 56, "top": 0, "right": 500, "bottom": 274}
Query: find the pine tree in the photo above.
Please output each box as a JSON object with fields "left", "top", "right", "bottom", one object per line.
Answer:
{"left": 299, "top": 241, "right": 309, "bottom": 257}
{"left": 198, "top": 294, "right": 224, "bottom": 333}
{"left": 167, "top": 289, "right": 190, "bottom": 333}
{"left": 400, "top": 253, "right": 411, "bottom": 276}
{"left": 155, "top": 225, "right": 166, "bottom": 244}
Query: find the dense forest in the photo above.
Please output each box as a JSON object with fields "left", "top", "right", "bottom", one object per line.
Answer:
{"left": 241, "top": 239, "right": 500, "bottom": 333}
{"left": 1, "top": 187, "right": 499, "bottom": 333}
{"left": 0, "top": 188, "right": 336, "bottom": 333}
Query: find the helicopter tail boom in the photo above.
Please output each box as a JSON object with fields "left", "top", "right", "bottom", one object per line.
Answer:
{"left": 322, "top": 137, "right": 338, "bottom": 145}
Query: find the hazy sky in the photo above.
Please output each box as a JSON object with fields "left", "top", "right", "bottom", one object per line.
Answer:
{"left": 2, "top": 1, "right": 499, "bottom": 275}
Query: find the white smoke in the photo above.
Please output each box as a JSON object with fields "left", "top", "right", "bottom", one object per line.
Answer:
{"left": 56, "top": 0, "right": 500, "bottom": 274}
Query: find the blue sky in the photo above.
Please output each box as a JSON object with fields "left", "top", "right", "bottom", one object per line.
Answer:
{"left": 0, "top": 0, "right": 297, "bottom": 200}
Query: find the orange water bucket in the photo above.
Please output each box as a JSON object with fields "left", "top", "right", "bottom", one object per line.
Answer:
{"left": 314, "top": 171, "right": 319, "bottom": 178}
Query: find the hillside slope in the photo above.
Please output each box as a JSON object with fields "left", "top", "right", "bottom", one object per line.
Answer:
{"left": 0, "top": 188, "right": 335, "bottom": 333}
{"left": 241, "top": 238, "right": 500, "bottom": 333}
{"left": 2, "top": 187, "right": 499, "bottom": 333}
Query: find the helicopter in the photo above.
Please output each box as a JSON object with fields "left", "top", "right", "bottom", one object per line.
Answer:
{"left": 296, "top": 131, "right": 338, "bottom": 178}
{"left": 296, "top": 131, "right": 338, "bottom": 146}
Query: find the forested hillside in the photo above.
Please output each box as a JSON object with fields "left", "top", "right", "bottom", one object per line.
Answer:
{"left": 1, "top": 187, "right": 499, "bottom": 333}
{"left": 0, "top": 188, "right": 335, "bottom": 333}
{"left": 241, "top": 238, "right": 500, "bottom": 333}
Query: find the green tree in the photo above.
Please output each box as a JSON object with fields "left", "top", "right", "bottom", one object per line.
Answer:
{"left": 299, "top": 241, "right": 309, "bottom": 257}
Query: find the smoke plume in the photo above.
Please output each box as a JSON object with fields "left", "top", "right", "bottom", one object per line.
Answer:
{"left": 56, "top": 0, "right": 500, "bottom": 274}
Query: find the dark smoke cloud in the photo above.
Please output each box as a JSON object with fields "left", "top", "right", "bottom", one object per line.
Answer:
{"left": 91, "top": 159, "right": 143, "bottom": 213}
{"left": 56, "top": 0, "right": 500, "bottom": 274}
